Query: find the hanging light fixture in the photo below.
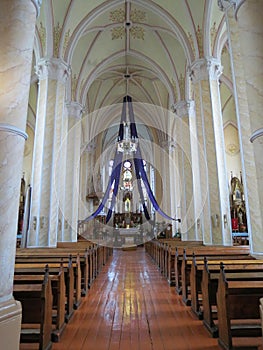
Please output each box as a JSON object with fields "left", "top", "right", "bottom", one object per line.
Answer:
{"left": 117, "top": 121, "right": 138, "bottom": 154}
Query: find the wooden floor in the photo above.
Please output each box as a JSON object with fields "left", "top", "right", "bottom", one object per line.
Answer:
{"left": 50, "top": 246, "right": 221, "bottom": 350}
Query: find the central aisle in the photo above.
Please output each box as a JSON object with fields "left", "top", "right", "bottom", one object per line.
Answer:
{"left": 52, "top": 246, "right": 220, "bottom": 350}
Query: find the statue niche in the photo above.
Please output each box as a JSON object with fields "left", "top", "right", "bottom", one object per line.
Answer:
{"left": 230, "top": 173, "right": 247, "bottom": 233}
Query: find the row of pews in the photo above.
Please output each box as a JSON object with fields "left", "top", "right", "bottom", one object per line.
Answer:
{"left": 14, "top": 240, "right": 113, "bottom": 350}
{"left": 145, "top": 238, "right": 263, "bottom": 350}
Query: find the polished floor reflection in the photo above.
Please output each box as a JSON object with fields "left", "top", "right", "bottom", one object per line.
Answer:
{"left": 50, "top": 246, "right": 221, "bottom": 350}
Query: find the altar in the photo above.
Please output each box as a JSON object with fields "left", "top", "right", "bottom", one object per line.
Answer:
{"left": 120, "top": 228, "right": 139, "bottom": 248}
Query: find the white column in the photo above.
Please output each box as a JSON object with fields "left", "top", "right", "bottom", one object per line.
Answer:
{"left": 0, "top": 1, "right": 42, "bottom": 348}
{"left": 78, "top": 147, "right": 89, "bottom": 221}
{"left": 190, "top": 58, "right": 231, "bottom": 245}
{"left": 219, "top": 0, "right": 263, "bottom": 254}
{"left": 172, "top": 101, "right": 196, "bottom": 240}
{"left": 28, "top": 58, "right": 70, "bottom": 247}
{"left": 62, "top": 102, "right": 83, "bottom": 242}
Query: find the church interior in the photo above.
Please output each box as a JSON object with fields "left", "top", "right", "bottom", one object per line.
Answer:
{"left": 0, "top": 0, "right": 263, "bottom": 349}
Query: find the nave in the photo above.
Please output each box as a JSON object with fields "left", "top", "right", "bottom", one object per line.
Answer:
{"left": 47, "top": 247, "right": 221, "bottom": 350}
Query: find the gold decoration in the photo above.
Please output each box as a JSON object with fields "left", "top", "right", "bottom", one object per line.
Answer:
{"left": 222, "top": 45, "right": 228, "bottom": 55}
{"left": 130, "top": 9, "right": 146, "bottom": 23}
{"left": 196, "top": 25, "right": 203, "bottom": 57}
{"left": 39, "top": 22, "right": 46, "bottom": 55}
{"left": 226, "top": 143, "right": 239, "bottom": 156}
{"left": 179, "top": 74, "right": 185, "bottom": 99}
{"left": 187, "top": 32, "right": 195, "bottom": 56}
{"left": 210, "top": 22, "right": 217, "bottom": 44}
{"left": 172, "top": 78, "right": 178, "bottom": 102}
{"left": 71, "top": 74, "right": 78, "bottom": 99}
{"left": 54, "top": 22, "right": 61, "bottom": 57}
{"left": 130, "top": 26, "right": 145, "bottom": 40}
{"left": 63, "top": 29, "right": 71, "bottom": 56}
{"left": 111, "top": 27, "right": 125, "bottom": 40}
{"left": 110, "top": 8, "right": 125, "bottom": 23}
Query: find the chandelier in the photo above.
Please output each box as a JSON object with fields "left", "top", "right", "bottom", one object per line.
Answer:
{"left": 117, "top": 121, "right": 138, "bottom": 154}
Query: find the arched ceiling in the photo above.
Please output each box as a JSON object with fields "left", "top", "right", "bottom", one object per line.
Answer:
{"left": 35, "top": 0, "right": 227, "bottom": 113}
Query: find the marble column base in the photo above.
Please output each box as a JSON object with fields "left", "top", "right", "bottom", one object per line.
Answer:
{"left": 0, "top": 298, "right": 22, "bottom": 350}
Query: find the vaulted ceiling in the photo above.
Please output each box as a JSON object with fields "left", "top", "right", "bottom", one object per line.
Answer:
{"left": 28, "top": 0, "right": 233, "bottom": 147}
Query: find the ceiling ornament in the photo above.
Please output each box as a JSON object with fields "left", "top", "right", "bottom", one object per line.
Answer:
{"left": 109, "top": 8, "right": 125, "bottom": 23}
{"left": 111, "top": 27, "right": 125, "bottom": 40}
{"left": 39, "top": 22, "right": 46, "bottom": 55}
{"left": 53, "top": 22, "right": 62, "bottom": 57}
{"left": 63, "top": 29, "right": 71, "bottom": 57}
{"left": 110, "top": 7, "right": 146, "bottom": 41}
{"left": 71, "top": 74, "right": 78, "bottom": 99}
{"left": 226, "top": 143, "right": 239, "bottom": 156}
{"left": 179, "top": 74, "right": 185, "bottom": 99}
{"left": 196, "top": 25, "right": 203, "bottom": 57}
{"left": 187, "top": 32, "right": 195, "bottom": 57}
{"left": 210, "top": 22, "right": 217, "bottom": 47}
{"left": 171, "top": 78, "right": 178, "bottom": 102}
{"left": 130, "top": 9, "right": 146, "bottom": 23}
{"left": 130, "top": 26, "right": 144, "bottom": 40}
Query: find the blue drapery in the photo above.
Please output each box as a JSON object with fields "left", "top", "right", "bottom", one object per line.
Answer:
{"left": 82, "top": 95, "right": 179, "bottom": 223}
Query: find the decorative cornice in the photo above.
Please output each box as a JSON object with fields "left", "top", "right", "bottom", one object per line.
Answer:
{"left": 35, "top": 58, "right": 71, "bottom": 82}
{"left": 189, "top": 57, "right": 222, "bottom": 83}
{"left": 66, "top": 101, "right": 83, "bottom": 119}
{"left": 31, "top": 0, "right": 42, "bottom": 17}
{"left": 0, "top": 124, "right": 28, "bottom": 140}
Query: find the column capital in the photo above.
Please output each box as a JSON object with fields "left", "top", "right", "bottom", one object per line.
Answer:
{"left": 36, "top": 58, "right": 71, "bottom": 82}
{"left": 66, "top": 101, "right": 84, "bottom": 119}
{"left": 160, "top": 140, "right": 176, "bottom": 152}
{"left": 217, "top": 0, "right": 245, "bottom": 17}
{"left": 31, "top": 0, "right": 42, "bottom": 17}
{"left": 189, "top": 57, "right": 222, "bottom": 83}
{"left": 171, "top": 100, "right": 195, "bottom": 117}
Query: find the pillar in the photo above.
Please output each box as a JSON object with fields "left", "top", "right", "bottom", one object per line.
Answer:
{"left": 172, "top": 101, "right": 196, "bottom": 240}
{"left": 62, "top": 102, "right": 83, "bottom": 242}
{"left": 0, "top": 1, "right": 41, "bottom": 348}
{"left": 190, "top": 58, "right": 232, "bottom": 245}
{"left": 219, "top": 0, "right": 263, "bottom": 254}
{"left": 27, "top": 58, "right": 70, "bottom": 247}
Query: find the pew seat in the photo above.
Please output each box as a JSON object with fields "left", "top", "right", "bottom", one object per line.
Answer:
{"left": 13, "top": 270, "right": 53, "bottom": 350}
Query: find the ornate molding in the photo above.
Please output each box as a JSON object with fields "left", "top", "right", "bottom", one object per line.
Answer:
{"left": 0, "top": 124, "right": 28, "bottom": 140}
{"left": 31, "top": 0, "right": 42, "bottom": 17}
{"left": 35, "top": 58, "right": 71, "bottom": 82}
{"left": 189, "top": 57, "right": 222, "bottom": 83}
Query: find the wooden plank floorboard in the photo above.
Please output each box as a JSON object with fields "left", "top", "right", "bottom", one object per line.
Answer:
{"left": 49, "top": 246, "right": 222, "bottom": 350}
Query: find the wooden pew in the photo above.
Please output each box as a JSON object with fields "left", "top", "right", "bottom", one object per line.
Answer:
{"left": 176, "top": 245, "right": 251, "bottom": 300}
{"left": 16, "top": 248, "right": 89, "bottom": 296}
{"left": 216, "top": 264, "right": 263, "bottom": 350}
{"left": 201, "top": 259, "right": 263, "bottom": 338}
{"left": 14, "top": 263, "right": 66, "bottom": 342}
{"left": 145, "top": 239, "right": 203, "bottom": 286}
{"left": 190, "top": 256, "right": 261, "bottom": 319}
{"left": 13, "top": 268, "right": 53, "bottom": 350}
{"left": 260, "top": 298, "right": 263, "bottom": 340}
{"left": 15, "top": 256, "right": 79, "bottom": 323}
